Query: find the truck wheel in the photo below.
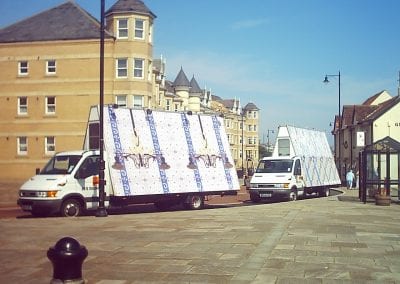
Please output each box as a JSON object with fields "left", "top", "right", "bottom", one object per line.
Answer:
{"left": 289, "top": 190, "right": 297, "bottom": 201}
{"left": 319, "top": 187, "right": 330, "bottom": 197}
{"left": 184, "top": 195, "right": 204, "bottom": 210}
{"left": 61, "top": 199, "right": 82, "bottom": 217}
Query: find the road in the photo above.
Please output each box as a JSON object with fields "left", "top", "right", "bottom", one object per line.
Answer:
{"left": 0, "top": 187, "right": 340, "bottom": 219}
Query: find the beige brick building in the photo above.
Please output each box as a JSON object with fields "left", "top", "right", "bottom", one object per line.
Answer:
{"left": 0, "top": 0, "right": 259, "bottom": 183}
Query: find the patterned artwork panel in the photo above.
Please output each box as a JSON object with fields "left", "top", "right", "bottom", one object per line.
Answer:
{"left": 103, "top": 106, "right": 240, "bottom": 196}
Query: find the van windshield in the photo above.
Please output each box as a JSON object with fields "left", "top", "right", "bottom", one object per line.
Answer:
{"left": 40, "top": 155, "right": 82, "bottom": 175}
{"left": 256, "top": 159, "right": 293, "bottom": 173}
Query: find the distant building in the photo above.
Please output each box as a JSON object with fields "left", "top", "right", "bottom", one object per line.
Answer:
{"left": 333, "top": 90, "right": 400, "bottom": 181}
{"left": 0, "top": 0, "right": 259, "bottom": 181}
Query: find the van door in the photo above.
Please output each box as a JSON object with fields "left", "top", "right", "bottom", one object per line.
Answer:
{"left": 74, "top": 155, "right": 100, "bottom": 210}
{"left": 293, "top": 159, "right": 305, "bottom": 193}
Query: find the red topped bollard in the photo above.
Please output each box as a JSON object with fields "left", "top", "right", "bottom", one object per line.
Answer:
{"left": 47, "top": 237, "right": 88, "bottom": 284}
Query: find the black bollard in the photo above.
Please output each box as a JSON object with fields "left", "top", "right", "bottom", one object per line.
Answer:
{"left": 47, "top": 237, "right": 88, "bottom": 284}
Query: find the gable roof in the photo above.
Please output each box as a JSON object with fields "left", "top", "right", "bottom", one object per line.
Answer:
{"left": 363, "top": 95, "right": 400, "bottom": 122}
{"left": 365, "top": 136, "right": 400, "bottom": 152}
{"left": 0, "top": 1, "right": 112, "bottom": 43}
{"left": 353, "top": 105, "right": 376, "bottom": 124}
{"left": 341, "top": 105, "right": 354, "bottom": 128}
{"left": 362, "top": 90, "right": 391, "bottom": 106}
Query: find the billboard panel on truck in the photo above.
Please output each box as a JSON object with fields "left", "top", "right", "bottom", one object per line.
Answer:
{"left": 280, "top": 126, "right": 340, "bottom": 187}
{"left": 103, "top": 106, "right": 240, "bottom": 197}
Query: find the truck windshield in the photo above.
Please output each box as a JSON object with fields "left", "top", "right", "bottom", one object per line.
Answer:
{"left": 256, "top": 159, "right": 293, "bottom": 173}
{"left": 40, "top": 155, "right": 82, "bottom": 175}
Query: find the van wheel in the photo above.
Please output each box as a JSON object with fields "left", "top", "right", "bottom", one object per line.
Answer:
{"left": 319, "top": 187, "right": 330, "bottom": 197}
{"left": 61, "top": 199, "right": 82, "bottom": 217}
{"left": 184, "top": 195, "right": 204, "bottom": 210}
{"left": 289, "top": 190, "right": 297, "bottom": 201}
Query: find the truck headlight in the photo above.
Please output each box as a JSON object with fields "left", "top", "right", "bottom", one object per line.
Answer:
{"left": 36, "top": 191, "right": 58, "bottom": 198}
{"left": 275, "top": 184, "right": 289, "bottom": 188}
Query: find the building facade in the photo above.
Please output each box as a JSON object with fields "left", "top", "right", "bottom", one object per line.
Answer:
{"left": 333, "top": 90, "right": 400, "bottom": 181}
{"left": 0, "top": 0, "right": 259, "bottom": 182}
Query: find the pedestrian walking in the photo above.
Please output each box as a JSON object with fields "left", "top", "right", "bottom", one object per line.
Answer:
{"left": 346, "top": 169, "right": 355, "bottom": 189}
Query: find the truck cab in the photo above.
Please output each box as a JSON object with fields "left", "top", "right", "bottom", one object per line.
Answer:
{"left": 18, "top": 150, "right": 103, "bottom": 217}
{"left": 249, "top": 156, "right": 304, "bottom": 202}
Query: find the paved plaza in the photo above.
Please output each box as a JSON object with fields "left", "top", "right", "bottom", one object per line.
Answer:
{"left": 0, "top": 189, "right": 399, "bottom": 283}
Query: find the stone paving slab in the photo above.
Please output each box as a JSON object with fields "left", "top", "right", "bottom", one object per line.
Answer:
{"left": 0, "top": 189, "right": 399, "bottom": 283}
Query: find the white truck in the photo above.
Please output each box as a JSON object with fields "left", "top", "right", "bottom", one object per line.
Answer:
{"left": 249, "top": 125, "right": 340, "bottom": 202}
{"left": 17, "top": 105, "right": 240, "bottom": 217}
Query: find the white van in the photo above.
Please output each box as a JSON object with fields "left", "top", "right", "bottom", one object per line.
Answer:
{"left": 249, "top": 126, "right": 340, "bottom": 202}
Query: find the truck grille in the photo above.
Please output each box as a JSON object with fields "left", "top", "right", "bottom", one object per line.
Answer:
{"left": 19, "top": 190, "right": 37, "bottom": 197}
{"left": 258, "top": 184, "right": 274, "bottom": 188}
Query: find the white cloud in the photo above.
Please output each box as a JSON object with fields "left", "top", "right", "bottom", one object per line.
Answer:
{"left": 231, "top": 18, "right": 269, "bottom": 30}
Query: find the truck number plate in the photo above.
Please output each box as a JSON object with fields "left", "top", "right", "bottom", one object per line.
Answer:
{"left": 22, "top": 205, "right": 32, "bottom": 211}
{"left": 260, "top": 193, "right": 272, "bottom": 198}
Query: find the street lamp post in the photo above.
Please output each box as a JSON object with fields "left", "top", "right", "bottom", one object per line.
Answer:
{"left": 96, "top": 0, "right": 108, "bottom": 217}
{"left": 241, "top": 111, "right": 244, "bottom": 177}
{"left": 266, "top": 129, "right": 274, "bottom": 153}
{"left": 323, "top": 71, "right": 341, "bottom": 183}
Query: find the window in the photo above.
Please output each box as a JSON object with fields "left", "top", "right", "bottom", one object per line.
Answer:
{"left": 116, "top": 58, "right": 128, "bottom": 78}
{"left": 277, "top": 138, "right": 290, "bottom": 156}
{"left": 18, "top": 61, "right": 28, "bottom": 76}
{"left": 133, "top": 58, "right": 144, "bottom": 78}
{"left": 148, "top": 60, "right": 152, "bottom": 81}
{"left": 17, "top": 137, "right": 27, "bottom": 155}
{"left": 78, "top": 156, "right": 100, "bottom": 179}
{"left": 174, "top": 103, "right": 179, "bottom": 112}
{"left": 46, "top": 60, "right": 56, "bottom": 75}
{"left": 133, "top": 95, "right": 143, "bottom": 108}
{"left": 46, "top": 96, "right": 56, "bottom": 114}
{"left": 246, "top": 150, "right": 253, "bottom": 159}
{"left": 166, "top": 99, "right": 171, "bottom": 111}
{"left": 18, "top": 97, "right": 28, "bottom": 115}
{"left": 45, "top": 136, "right": 56, "bottom": 155}
{"left": 248, "top": 137, "right": 253, "bottom": 145}
{"left": 117, "top": 19, "right": 128, "bottom": 38}
{"left": 149, "top": 23, "right": 153, "bottom": 43}
{"left": 248, "top": 125, "right": 252, "bottom": 131}
{"left": 115, "top": 95, "right": 127, "bottom": 107}
{"left": 88, "top": 123, "right": 100, "bottom": 150}
{"left": 254, "top": 125, "right": 257, "bottom": 131}
{"left": 134, "top": 19, "right": 144, "bottom": 39}
{"left": 253, "top": 111, "right": 257, "bottom": 118}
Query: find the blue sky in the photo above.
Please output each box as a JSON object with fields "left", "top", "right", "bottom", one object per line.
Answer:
{"left": 1, "top": 0, "right": 399, "bottom": 145}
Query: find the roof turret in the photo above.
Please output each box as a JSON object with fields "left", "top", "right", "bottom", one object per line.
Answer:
{"left": 243, "top": 102, "right": 260, "bottom": 111}
{"left": 189, "top": 76, "right": 203, "bottom": 94}
{"left": 173, "top": 67, "right": 190, "bottom": 88}
{"left": 105, "top": 0, "right": 156, "bottom": 19}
